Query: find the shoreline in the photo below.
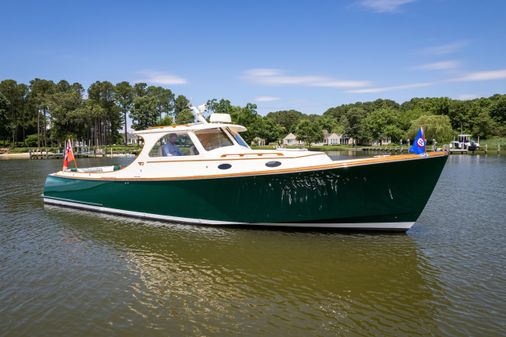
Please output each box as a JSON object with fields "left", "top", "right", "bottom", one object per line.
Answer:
{"left": 0, "top": 152, "right": 136, "bottom": 160}
{"left": 1, "top": 149, "right": 503, "bottom": 160}
{"left": 0, "top": 153, "right": 30, "bottom": 160}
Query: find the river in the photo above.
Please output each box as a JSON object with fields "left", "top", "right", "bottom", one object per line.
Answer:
{"left": 1, "top": 154, "right": 505, "bottom": 336}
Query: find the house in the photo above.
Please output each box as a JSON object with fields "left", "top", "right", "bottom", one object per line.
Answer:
{"left": 368, "top": 137, "right": 392, "bottom": 146}
{"left": 252, "top": 137, "right": 266, "bottom": 146}
{"left": 325, "top": 133, "right": 340, "bottom": 145}
{"left": 282, "top": 133, "right": 303, "bottom": 146}
{"left": 283, "top": 131, "right": 356, "bottom": 146}
{"left": 127, "top": 132, "right": 142, "bottom": 145}
{"left": 323, "top": 132, "right": 355, "bottom": 145}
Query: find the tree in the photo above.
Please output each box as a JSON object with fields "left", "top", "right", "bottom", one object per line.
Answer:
{"left": 146, "top": 86, "right": 175, "bottom": 122}
{"left": 317, "top": 115, "right": 344, "bottom": 134}
{"left": 265, "top": 110, "right": 304, "bottom": 134}
{"left": 133, "top": 82, "right": 148, "bottom": 97}
{"left": 342, "top": 107, "right": 367, "bottom": 142}
{"left": 407, "top": 115, "right": 454, "bottom": 144}
{"left": 207, "top": 98, "right": 233, "bottom": 114}
{"left": 258, "top": 118, "right": 284, "bottom": 143}
{"left": 27, "top": 78, "right": 56, "bottom": 147}
{"left": 114, "top": 81, "right": 133, "bottom": 145}
{"left": 72, "top": 100, "right": 106, "bottom": 145}
{"left": 46, "top": 90, "right": 83, "bottom": 143}
{"left": 88, "top": 81, "right": 122, "bottom": 144}
{"left": 0, "top": 92, "right": 9, "bottom": 145}
{"left": 361, "top": 108, "right": 403, "bottom": 143}
{"left": 471, "top": 108, "right": 496, "bottom": 138}
{"left": 490, "top": 95, "right": 506, "bottom": 121}
{"left": 295, "top": 119, "right": 322, "bottom": 145}
{"left": 130, "top": 95, "right": 159, "bottom": 130}
{"left": 0, "top": 80, "right": 28, "bottom": 145}
{"left": 174, "top": 95, "right": 194, "bottom": 124}
{"left": 230, "top": 103, "right": 262, "bottom": 144}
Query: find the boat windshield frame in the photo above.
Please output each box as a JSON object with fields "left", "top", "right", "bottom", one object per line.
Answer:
{"left": 194, "top": 127, "right": 236, "bottom": 152}
{"left": 226, "top": 127, "right": 250, "bottom": 149}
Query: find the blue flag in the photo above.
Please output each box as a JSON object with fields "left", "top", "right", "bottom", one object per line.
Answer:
{"left": 409, "top": 127, "right": 426, "bottom": 154}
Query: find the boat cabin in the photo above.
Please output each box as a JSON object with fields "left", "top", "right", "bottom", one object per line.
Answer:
{"left": 136, "top": 123, "right": 250, "bottom": 160}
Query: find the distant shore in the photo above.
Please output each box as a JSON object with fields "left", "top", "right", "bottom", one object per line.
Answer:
{"left": 0, "top": 153, "right": 30, "bottom": 160}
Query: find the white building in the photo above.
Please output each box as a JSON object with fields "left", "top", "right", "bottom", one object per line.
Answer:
{"left": 323, "top": 132, "right": 355, "bottom": 145}
{"left": 127, "top": 132, "right": 142, "bottom": 145}
{"left": 282, "top": 133, "right": 303, "bottom": 146}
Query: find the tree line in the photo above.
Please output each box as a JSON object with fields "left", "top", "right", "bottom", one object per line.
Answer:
{"left": 0, "top": 78, "right": 505, "bottom": 148}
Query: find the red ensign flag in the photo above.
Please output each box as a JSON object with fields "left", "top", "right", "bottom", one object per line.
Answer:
{"left": 63, "top": 139, "right": 77, "bottom": 170}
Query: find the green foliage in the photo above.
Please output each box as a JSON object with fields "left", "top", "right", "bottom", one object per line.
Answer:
{"left": 343, "top": 107, "right": 367, "bottom": 141}
{"left": 174, "top": 95, "right": 194, "bottom": 124}
{"left": 407, "top": 115, "right": 454, "bottom": 144}
{"left": 361, "top": 108, "right": 403, "bottom": 142}
{"left": 114, "top": 81, "right": 134, "bottom": 145}
{"left": 88, "top": 81, "right": 122, "bottom": 144}
{"left": 130, "top": 95, "right": 159, "bottom": 130}
{"left": 258, "top": 118, "right": 285, "bottom": 143}
{"left": 0, "top": 77, "right": 505, "bottom": 148}
{"left": 230, "top": 103, "right": 261, "bottom": 144}
{"left": 207, "top": 98, "right": 233, "bottom": 114}
{"left": 0, "top": 92, "right": 9, "bottom": 141}
{"left": 472, "top": 108, "right": 497, "bottom": 138}
{"left": 24, "top": 133, "right": 39, "bottom": 147}
{"left": 265, "top": 110, "right": 304, "bottom": 133}
{"left": 295, "top": 119, "right": 322, "bottom": 145}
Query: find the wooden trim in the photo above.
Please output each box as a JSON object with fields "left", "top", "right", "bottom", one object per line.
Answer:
{"left": 221, "top": 152, "right": 284, "bottom": 158}
{"left": 52, "top": 152, "right": 448, "bottom": 181}
{"left": 146, "top": 152, "right": 321, "bottom": 163}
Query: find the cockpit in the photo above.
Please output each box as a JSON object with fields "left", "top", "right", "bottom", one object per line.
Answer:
{"left": 147, "top": 127, "right": 249, "bottom": 158}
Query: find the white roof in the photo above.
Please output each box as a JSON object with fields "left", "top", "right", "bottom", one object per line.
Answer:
{"left": 326, "top": 133, "right": 340, "bottom": 139}
{"left": 133, "top": 123, "right": 247, "bottom": 135}
{"left": 284, "top": 133, "right": 297, "bottom": 140}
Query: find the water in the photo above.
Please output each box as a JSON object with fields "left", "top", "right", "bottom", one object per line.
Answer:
{"left": 1, "top": 154, "right": 505, "bottom": 336}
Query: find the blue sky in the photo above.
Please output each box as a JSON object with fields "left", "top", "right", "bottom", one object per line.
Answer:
{"left": 1, "top": 0, "right": 506, "bottom": 115}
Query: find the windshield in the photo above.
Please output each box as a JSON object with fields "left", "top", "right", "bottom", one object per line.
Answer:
{"left": 149, "top": 132, "right": 199, "bottom": 157}
{"left": 195, "top": 128, "right": 234, "bottom": 151}
{"left": 227, "top": 128, "right": 249, "bottom": 148}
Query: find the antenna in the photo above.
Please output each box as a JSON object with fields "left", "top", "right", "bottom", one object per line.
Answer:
{"left": 189, "top": 103, "right": 208, "bottom": 124}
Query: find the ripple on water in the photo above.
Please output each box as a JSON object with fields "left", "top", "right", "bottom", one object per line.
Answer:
{"left": 1, "top": 155, "right": 506, "bottom": 336}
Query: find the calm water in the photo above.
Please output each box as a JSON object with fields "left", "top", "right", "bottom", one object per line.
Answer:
{"left": 1, "top": 154, "right": 505, "bottom": 336}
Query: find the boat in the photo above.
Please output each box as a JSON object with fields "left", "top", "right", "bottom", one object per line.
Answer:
{"left": 449, "top": 134, "right": 480, "bottom": 153}
{"left": 43, "top": 105, "right": 448, "bottom": 231}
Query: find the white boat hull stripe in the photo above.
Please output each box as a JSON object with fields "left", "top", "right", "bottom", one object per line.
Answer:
{"left": 43, "top": 197, "right": 415, "bottom": 230}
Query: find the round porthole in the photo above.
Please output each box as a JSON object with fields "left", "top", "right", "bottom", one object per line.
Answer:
{"left": 218, "top": 163, "right": 232, "bottom": 170}
{"left": 265, "top": 161, "right": 282, "bottom": 168}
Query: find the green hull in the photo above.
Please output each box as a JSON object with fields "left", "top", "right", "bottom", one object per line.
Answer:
{"left": 43, "top": 155, "right": 447, "bottom": 229}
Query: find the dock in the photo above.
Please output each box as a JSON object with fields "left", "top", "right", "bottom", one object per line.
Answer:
{"left": 29, "top": 150, "right": 136, "bottom": 160}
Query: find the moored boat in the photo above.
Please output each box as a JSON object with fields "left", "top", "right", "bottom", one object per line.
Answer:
{"left": 43, "top": 106, "right": 448, "bottom": 231}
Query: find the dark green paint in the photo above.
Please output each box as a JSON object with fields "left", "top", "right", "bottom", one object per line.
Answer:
{"left": 44, "top": 156, "right": 448, "bottom": 225}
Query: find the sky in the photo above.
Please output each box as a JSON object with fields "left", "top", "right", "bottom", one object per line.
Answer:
{"left": 1, "top": 0, "right": 506, "bottom": 115}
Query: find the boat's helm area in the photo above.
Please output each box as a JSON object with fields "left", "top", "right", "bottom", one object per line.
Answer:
{"left": 146, "top": 126, "right": 250, "bottom": 158}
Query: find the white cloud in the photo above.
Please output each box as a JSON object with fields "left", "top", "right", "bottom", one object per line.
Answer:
{"left": 138, "top": 71, "right": 187, "bottom": 85}
{"left": 347, "top": 81, "right": 433, "bottom": 94}
{"left": 254, "top": 96, "right": 280, "bottom": 102}
{"left": 355, "top": 0, "right": 416, "bottom": 13}
{"left": 413, "top": 60, "right": 460, "bottom": 71}
{"left": 456, "top": 94, "right": 480, "bottom": 101}
{"left": 450, "top": 69, "right": 506, "bottom": 82}
{"left": 421, "top": 40, "right": 468, "bottom": 56}
{"left": 243, "top": 68, "right": 370, "bottom": 89}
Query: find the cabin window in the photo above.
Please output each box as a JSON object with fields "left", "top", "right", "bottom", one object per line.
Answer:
{"left": 195, "top": 128, "right": 234, "bottom": 151}
{"left": 227, "top": 128, "right": 249, "bottom": 148}
{"left": 149, "top": 132, "right": 199, "bottom": 157}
